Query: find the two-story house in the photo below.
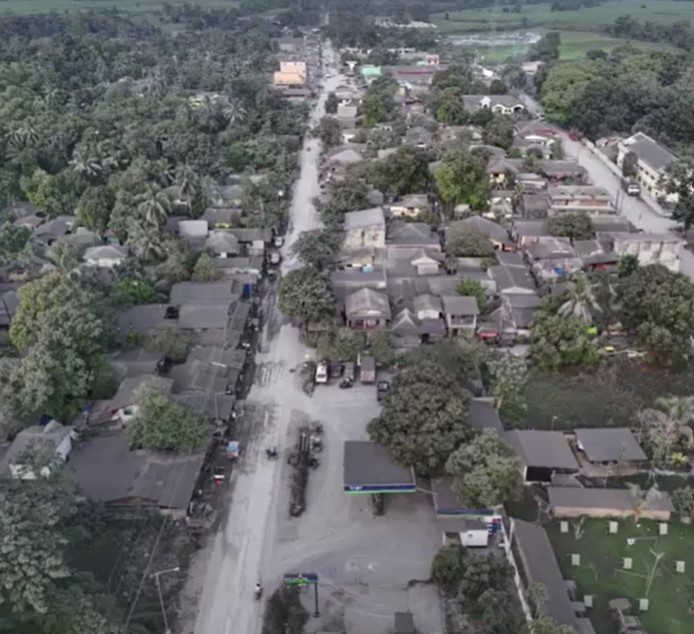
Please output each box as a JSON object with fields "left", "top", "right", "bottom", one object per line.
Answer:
{"left": 345, "top": 287, "right": 391, "bottom": 330}
{"left": 441, "top": 295, "right": 479, "bottom": 336}
{"left": 344, "top": 207, "right": 386, "bottom": 250}
{"left": 462, "top": 95, "right": 525, "bottom": 115}
{"left": 616, "top": 132, "right": 677, "bottom": 201}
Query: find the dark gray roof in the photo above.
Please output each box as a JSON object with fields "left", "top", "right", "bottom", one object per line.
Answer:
{"left": 343, "top": 441, "right": 414, "bottom": 488}
{"left": 108, "top": 375, "right": 174, "bottom": 411}
{"left": 178, "top": 301, "right": 231, "bottom": 330}
{"left": 189, "top": 346, "right": 246, "bottom": 369}
{"left": 468, "top": 398, "right": 503, "bottom": 433}
{"left": 69, "top": 432, "right": 206, "bottom": 510}
{"left": 344, "top": 207, "right": 385, "bottom": 230}
{"left": 226, "top": 228, "right": 272, "bottom": 243}
{"left": 432, "top": 476, "right": 462, "bottom": 514}
{"left": 540, "top": 160, "right": 587, "bottom": 177}
{"left": 116, "top": 304, "right": 168, "bottom": 337}
{"left": 3, "top": 421, "right": 72, "bottom": 467}
{"left": 170, "top": 281, "right": 236, "bottom": 304}
{"left": 108, "top": 349, "right": 164, "bottom": 380}
{"left": 512, "top": 519, "right": 578, "bottom": 628}
{"left": 345, "top": 288, "right": 390, "bottom": 318}
{"left": 623, "top": 132, "right": 676, "bottom": 172}
{"left": 504, "top": 430, "right": 579, "bottom": 470}
{"left": 442, "top": 295, "right": 479, "bottom": 316}
{"left": 170, "top": 359, "right": 231, "bottom": 393}
{"left": 172, "top": 392, "right": 235, "bottom": 420}
{"left": 513, "top": 219, "right": 546, "bottom": 238}
{"left": 201, "top": 207, "right": 241, "bottom": 226}
{"left": 575, "top": 428, "right": 647, "bottom": 463}
{"left": 489, "top": 265, "right": 535, "bottom": 292}
{"left": 548, "top": 486, "right": 673, "bottom": 514}
{"left": 206, "top": 231, "right": 240, "bottom": 254}
{"left": 456, "top": 216, "right": 509, "bottom": 243}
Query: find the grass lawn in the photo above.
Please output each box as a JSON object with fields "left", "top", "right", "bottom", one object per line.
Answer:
{"left": 0, "top": 0, "right": 238, "bottom": 15}
{"left": 433, "top": 0, "right": 694, "bottom": 33}
{"left": 548, "top": 518, "right": 694, "bottom": 634}
{"left": 504, "top": 359, "right": 694, "bottom": 430}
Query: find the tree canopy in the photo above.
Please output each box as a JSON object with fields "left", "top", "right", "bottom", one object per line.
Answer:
{"left": 546, "top": 212, "right": 595, "bottom": 241}
{"left": 530, "top": 311, "right": 599, "bottom": 370}
{"left": 434, "top": 148, "right": 489, "bottom": 212}
{"left": 278, "top": 267, "right": 335, "bottom": 327}
{"left": 447, "top": 226, "right": 495, "bottom": 258}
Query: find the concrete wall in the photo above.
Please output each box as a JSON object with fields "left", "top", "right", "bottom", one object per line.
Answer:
{"left": 552, "top": 505, "right": 671, "bottom": 522}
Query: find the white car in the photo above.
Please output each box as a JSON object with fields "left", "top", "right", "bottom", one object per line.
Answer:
{"left": 315, "top": 361, "right": 328, "bottom": 384}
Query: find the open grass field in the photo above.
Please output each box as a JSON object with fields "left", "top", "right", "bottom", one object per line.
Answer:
{"left": 548, "top": 518, "right": 694, "bottom": 634}
{"left": 0, "top": 0, "right": 238, "bottom": 15}
{"left": 433, "top": 0, "right": 694, "bottom": 34}
{"left": 464, "top": 30, "right": 674, "bottom": 62}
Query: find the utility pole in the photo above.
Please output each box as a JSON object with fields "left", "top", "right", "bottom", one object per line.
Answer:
{"left": 152, "top": 566, "right": 180, "bottom": 634}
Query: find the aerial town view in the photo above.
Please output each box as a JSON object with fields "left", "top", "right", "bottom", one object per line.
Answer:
{"left": 2, "top": 1, "right": 694, "bottom": 634}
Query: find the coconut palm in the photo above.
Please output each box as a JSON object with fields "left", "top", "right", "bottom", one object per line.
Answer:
{"left": 69, "top": 150, "right": 104, "bottom": 182}
{"left": 557, "top": 274, "right": 601, "bottom": 323}
{"left": 127, "top": 222, "right": 166, "bottom": 263}
{"left": 175, "top": 164, "right": 201, "bottom": 216}
{"left": 135, "top": 184, "right": 171, "bottom": 227}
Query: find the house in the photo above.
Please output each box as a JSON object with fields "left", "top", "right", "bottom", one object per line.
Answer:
{"left": 440, "top": 518, "right": 489, "bottom": 548}
{"left": 178, "top": 301, "right": 232, "bottom": 331}
{"left": 526, "top": 238, "right": 582, "bottom": 282}
{"left": 413, "top": 294, "right": 442, "bottom": 320}
{"left": 170, "top": 281, "right": 236, "bottom": 304}
{"left": 591, "top": 214, "right": 633, "bottom": 234}
{"left": 2, "top": 421, "right": 73, "bottom": 479}
{"left": 331, "top": 269, "right": 387, "bottom": 301}
{"left": 521, "top": 193, "right": 552, "bottom": 219}
{"left": 462, "top": 95, "right": 525, "bottom": 115}
{"left": 33, "top": 215, "right": 75, "bottom": 246}
{"left": 83, "top": 244, "right": 128, "bottom": 269}
{"left": 95, "top": 375, "right": 174, "bottom": 425}
{"left": 507, "top": 219, "right": 546, "bottom": 245}
{"left": 344, "top": 207, "right": 386, "bottom": 250}
{"left": 273, "top": 60, "right": 307, "bottom": 87}
{"left": 509, "top": 519, "right": 582, "bottom": 630}
{"left": 617, "top": 131, "right": 677, "bottom": 201}
{"left": 608, "top": 232, "right": 683, "bottom": 272}
{"left": 456, "top": 216, "right": 512, "bottom": 251}
{"left": 539, "top": 160, "right": 588, "bottom": 184}
{"left": 57, "top": 227, "right": 101, "bottom": 253}
{"left": 515, "top": 120, "right": 559, "bottom": 146}
{"left": 336, "top": 104, "right": 359, "bottom": 124}
{"left": 573, "top": 239, "right": 619, "bottom": 272}
{"left": 341, "top": 128, "right": 360, "bottom": 144}
{"left": 205, "top": 231, "right": 240, "bottom": 257}
{"left": 391, "top": 306, "right": 446, "bottom": 347}
{"left": 573, "top": 428, "right": 647, "bottom": 465}
{"left": 387, "top": 222, "right": 440, "bottom": 250}
{"left": 345, "top": 288, "right": 391, "bottom": 330}
{"left": 548, "top": 185, "right": 615, "bottom": 215}
{"left": 441, "top": 295, "right": 479, "bottom": 336}
{"left": 388, "top": 194, "right": 430, "bottom": 219}
{"left": 486, "top": 156, "right": 524, "bottom": 184}
{"left": 178, "top": 220, "right": 209, "bottom": 250}
{"left": 68, "top": 432, "right": 206, "bottom": 517}
{"left": 226, "top": 227, "right": 272, "bottom": 256}
{"left": 499, "top": 292, "right": 541, "bottom": 340}
{"left": 404, "top": 127, "right": 432, "bottom": 148}
{"left": 489, "top": 253, "right": 536, "bottom": 294}
{"left": 386, "top": 248, "right": 443, "bottom": 277}
{"left": 116, "top": 304, "right": 169, "bottom": 342}
{"left": 201, "top": 207, "right": 241, "bottom": 229}
{"left": 548, "top": 486, "right": 673, "bottom": 521}
{"left": 504, "top": 430, "right": 579, "bottom": 482}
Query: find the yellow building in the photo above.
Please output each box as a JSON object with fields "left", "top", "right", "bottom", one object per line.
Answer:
{"left": 273, "top": 61, "right": 307, "bottom": 87}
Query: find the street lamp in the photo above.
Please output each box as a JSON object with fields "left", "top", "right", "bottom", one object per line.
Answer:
{"left": 151, "top": 566, "right": 180, "bottom": 634}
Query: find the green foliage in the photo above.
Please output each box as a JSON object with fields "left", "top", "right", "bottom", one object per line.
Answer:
{"left": 671, "top": 486, "right": 694, "bottom": 521}
{"left": 435, "top": 86, "right": 468, "bottom": 125}
{"left": 434, "top": 148, "right": 489, "bottom": 212}
{"left": 278, "top": 267, "right": 335, "bottom": 327}
{"left": 617, "top": 254, "right": 639, "bottom": 278}
{"left": 446, "top": 430, "right": 523, "bottom": 508}
{"left": 112, "top": 277, "right": 158, "bottom": 306}
{"left": 360, "top": 75, "right": 398, "bottom": 127}
{"left": 369, "top": 145, "right": 431, "bottom": 197}
{"left": 447, "top": 226, "right": 495, "bottom": 258}
{"left": 192, "top": 251, "right": 222, "bottom": 282}
{"left": 530, "top": 312, "right": 599, "bottom": 370}
{"left": 324, "top": 91, "right": 338, "bottom": 114}
{"left": 323, "top": 176, "right": 369, "bottom": 225}
{"left": 546, "top": 212, "right": 595, "bottom": 240}
{"left": 367, "top": 327, "right": 395, "bottom": 366}
{"left": 618, "top": 264, "right": 694, "bottom": 363}
{"left": 0, "top": 471, "right": 74, "bottom": 614}
{"left": 128, "top": 386, "right": 208, "bottom": 452}
{"left": 290, "top": 228, "right": 341, "bottom": 268}
{"left": 0, "top": 222, "right": 33, "bottom": 270}
{"left": 666, "top": 160, "right": 694, "bottom": 231}
{"left": 457, "top": 278, "right": 486, "bottom": 311}
{"left": 540, "top": 60, "right": 600, "bottom": 124}
{"left": 431, "top": 545, "right": 465, "bottom": 597}
{"left": 261, "top": 586, "right": 309, "bottom": 634}
{"left": 530, "top": 31, "right": 561, "bottom": 63}
{"left": 621, "top": 150, "right": 638, "bottom": 178}
{"left": 489, "top": 356, "right": 528, "bottom": 414}
{"left": 318, "top": 116, "right": 342, "bottom": 148}
{"left": 76, "top": 186, "right": 114, "bottom": 234}
{"left": 317, "top": 327, "right": 363, "bottom": 362}
{"left": 368, "top": 358, "right": 472, "bottom": 475}
{"left": 145, "top": 329, "right": 189, "bottom": 363}
{"left": 483, "top": 114, "right": 515, "bottom": 150}
{"left": 20, "top": 168, "right": 80, "bottom": 218}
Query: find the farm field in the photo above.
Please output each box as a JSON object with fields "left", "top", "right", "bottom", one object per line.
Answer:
{"left": 464, "top": 29, "right": 674, "bottom": 62}
{"left": 432, "top": 0, "right": 694, "bottom": 34}
{"left": 548, "top": 518, "right": 694, "bottom": 634}
{"left": 0, "top": 0, "right": 238, "bottom": 15}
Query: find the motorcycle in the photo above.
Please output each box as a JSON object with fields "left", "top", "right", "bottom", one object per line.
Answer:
{"left": 265, "top": 447, "right": 278, "bottom": 460}
{"left": 254, "top": 584, "right": 263, "bottom": 600}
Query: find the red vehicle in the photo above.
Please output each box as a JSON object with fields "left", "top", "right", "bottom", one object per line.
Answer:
{"left": 568, "top": 129, "right": 581, "bottom": 141}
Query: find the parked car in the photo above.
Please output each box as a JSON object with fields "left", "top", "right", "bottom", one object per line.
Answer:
{"left": 315, "top": 361, "right": 328, "bottom": 384}
{"left": 622, "top": 177, "right": 641, "bottom": 196}
{"left": 376, "top": 380, "right": 391, "bottom": 401}
{"left": 343, "top": 361, "right": 355, "bottom": 383}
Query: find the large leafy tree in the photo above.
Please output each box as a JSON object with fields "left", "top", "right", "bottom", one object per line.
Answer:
{"left": 637, "top": 396, "right": 694, "bottom": 466}
{"left": 369, "top": 145, "right": 431, "bottom": 197}
{"left": 618, "top": 264, "right": 694, "bottom": 362}
{"left": 446, "top": 430, "right": 523, "bottom": 509}
{"left": 447, "top": 226, "right": 495, "bottom": 258}
{"left": 0, "top": 470, "right": 74, "bottom": 614}
{"left": 434, "top": 148, "right": 489, "bottom": 212}
{"left": 546, "top": 212, "right": 595, "bottom": 240}
{"left": 129, "top": 386, "right": 208, "bottom": 452}
{"left": 192, "top": 251, "right": 222, "bottom": 282}
{"left": 290, "top": 228, "right": 341, "bottom": 269}
{"left": 368, "top": 360, "right": 472, "bottom": 475}
{"left": 483, "top": 114, "right": 515, "bottom": 150}
{"left": 75, "top": 186, "right": 114, "bottom": 234}
{"left": 665, "top": 160, "right": 694, "bottom": 231}
{"left": 278, "top": 267, "right": 335, "bottom": 327}
{"left": 529, "top": 312, "right": 599, "bottom": 370}
{"left": 317, "top": 116, "right": 342, "bottom": 148}
{"left": 317, "top": 327, "right": 363, "bottom": 362}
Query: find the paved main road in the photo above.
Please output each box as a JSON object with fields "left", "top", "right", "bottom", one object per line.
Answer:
{"left": 190, "top": 44, "right": 343, "bottom": 634}
{"left": 519, "top": 92, "right": 694, "bottom": 280}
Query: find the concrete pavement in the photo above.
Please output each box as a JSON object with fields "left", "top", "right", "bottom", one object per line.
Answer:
{"left": 189, "top": 43, "right": 343, "bottom": 634}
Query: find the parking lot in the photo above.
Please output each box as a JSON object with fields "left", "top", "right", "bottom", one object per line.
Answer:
{"left": 268, "top": 381, "right": 444, "bottom": 634}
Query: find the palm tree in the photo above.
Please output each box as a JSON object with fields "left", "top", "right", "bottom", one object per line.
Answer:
{"left": 127, "top": 222, "right": 166, "bottom": 263}
{"left": 175, "top": 164, "right": 200, "bottom": 216}
{"left": 70, "top": 150, "right": 104, "bottom": 182}
{"left": 135, "top": 184, "right": 171, "bottom": 227}
{"left": 557, "top": 274, "right": 601, "bottom": 323}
